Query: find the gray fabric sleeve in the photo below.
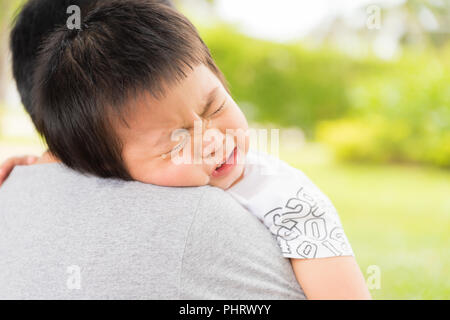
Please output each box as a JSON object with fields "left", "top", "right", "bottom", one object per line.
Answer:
{"left": 179, "top": 187, "right": 306, "bottom": 300}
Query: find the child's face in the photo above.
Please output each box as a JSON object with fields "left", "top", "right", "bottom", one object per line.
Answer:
{"left": 114, "top": 64, "right": 249, "bottom": 189}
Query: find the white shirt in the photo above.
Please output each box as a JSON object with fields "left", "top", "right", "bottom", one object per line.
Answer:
{"left": 227, "top": 150, "right": 354, "bottom": 259}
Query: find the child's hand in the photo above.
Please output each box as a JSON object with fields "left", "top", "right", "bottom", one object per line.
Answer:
{"left": 0, "top": 155, "right": 38, "bottom": 187}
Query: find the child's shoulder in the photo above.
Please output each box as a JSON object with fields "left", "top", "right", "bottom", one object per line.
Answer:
{"left": 237, "top": 151, "right": 354, "bottom": 259}
{"left": 238, "top": 150, "right": 332, "bottom": 207}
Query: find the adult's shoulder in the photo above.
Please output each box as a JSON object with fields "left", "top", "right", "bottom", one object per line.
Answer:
{"left": 1, "top": 162, "right": 209, "bottom": 210}
{"left": 179, "top": 186, "right": 306, "bottom": 299}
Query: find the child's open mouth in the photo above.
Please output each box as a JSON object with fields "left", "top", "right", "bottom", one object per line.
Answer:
{"left": 212, "top": 147, "right": 237, "bottom": 178}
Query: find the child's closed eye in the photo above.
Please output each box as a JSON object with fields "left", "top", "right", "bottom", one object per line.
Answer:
{"left": 161, "top": 99, "right": 228, "bottom": 159}
{"left": 208, "top": 99, "right": 227, "bottom": 118}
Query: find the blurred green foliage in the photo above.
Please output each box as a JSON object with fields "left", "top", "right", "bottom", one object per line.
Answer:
{"left": 201, "top": 26, "right": 450, "bottom": 168}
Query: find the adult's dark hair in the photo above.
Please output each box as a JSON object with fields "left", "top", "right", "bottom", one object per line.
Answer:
{"left": 10, "top": 0, "right": 174, "bottom": 123}
{"left": 32, "top": 0, "right": 227, "bottom": 180}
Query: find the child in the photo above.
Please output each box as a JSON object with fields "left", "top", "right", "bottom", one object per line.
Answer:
{"left": 3, "top": 0, "right": 370, "bottom": 299}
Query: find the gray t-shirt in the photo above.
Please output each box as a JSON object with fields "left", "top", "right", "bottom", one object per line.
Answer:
{"left": 0, "top": 163, "right": 305, "bottom": 299}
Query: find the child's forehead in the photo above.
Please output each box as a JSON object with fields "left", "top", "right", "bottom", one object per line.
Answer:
{"left": 118, "top": 64, "right": 224, "bottom": 132}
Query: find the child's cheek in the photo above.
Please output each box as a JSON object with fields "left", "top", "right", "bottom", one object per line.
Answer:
{"left": 150, "top": 161, "right": 207, "bottom": 187}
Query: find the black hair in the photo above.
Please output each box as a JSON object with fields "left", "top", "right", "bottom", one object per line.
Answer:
{"left": 32, "top": 0, "right": 226, "bottom": 180}
{"left": 10, "top": 0, "right": 174, "bottom": 123}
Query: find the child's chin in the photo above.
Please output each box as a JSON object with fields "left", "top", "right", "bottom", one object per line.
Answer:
{"left": 209, "top": 177, "right": 229, "bottom": 190}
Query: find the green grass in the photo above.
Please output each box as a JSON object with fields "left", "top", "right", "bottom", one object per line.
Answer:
{"left": 281, "top": 146, "right": 450, "bottom": 299}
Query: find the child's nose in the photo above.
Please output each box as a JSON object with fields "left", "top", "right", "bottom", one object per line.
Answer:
{"left": 202, "top": 128, "right": 224, "bottom": 158}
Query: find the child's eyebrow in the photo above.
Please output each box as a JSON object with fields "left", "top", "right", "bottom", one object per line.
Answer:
{"left": 178, "top": 86, "right": 221, "bottom": 131}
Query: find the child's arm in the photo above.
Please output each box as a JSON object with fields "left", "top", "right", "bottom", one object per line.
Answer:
{"left": 291, "top": 256, "right": 371, "bottom": 300}
{"left": 227, "top": 150, "right": 370, "bottom": 299}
